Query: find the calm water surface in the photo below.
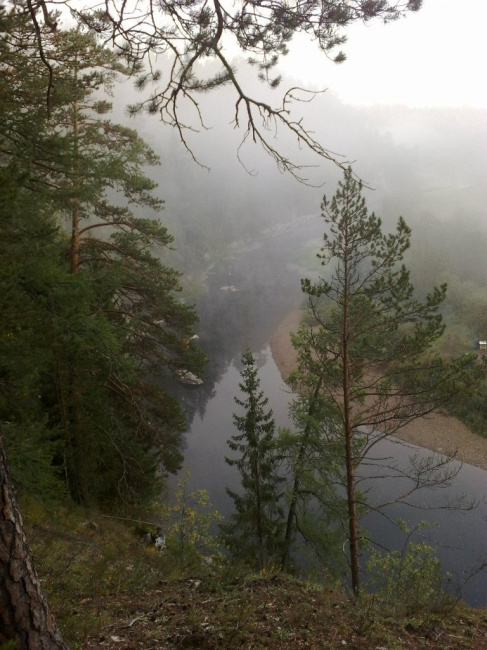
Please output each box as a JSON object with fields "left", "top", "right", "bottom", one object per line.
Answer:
{"left": 171, "top": 221, "right": 487, "bottom": 606}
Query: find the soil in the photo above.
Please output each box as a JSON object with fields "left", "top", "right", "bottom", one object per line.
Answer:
{"left": 270, "top": 311, "right": 487, "bottom": 472}
{"left": 81, "top": 575, "right": 487, "bottom": 649}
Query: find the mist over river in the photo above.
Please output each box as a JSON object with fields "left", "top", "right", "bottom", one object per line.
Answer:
{"left": 168, "top": 219, "right": 487, "bottom": 607}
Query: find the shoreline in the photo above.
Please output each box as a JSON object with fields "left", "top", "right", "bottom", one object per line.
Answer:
{"left": 270, "top": 310, "right": 487, "bottom": 472}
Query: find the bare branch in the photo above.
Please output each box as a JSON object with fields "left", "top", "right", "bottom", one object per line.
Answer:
{"left": 16, "top": 0, "right": 422, "bottom": 179}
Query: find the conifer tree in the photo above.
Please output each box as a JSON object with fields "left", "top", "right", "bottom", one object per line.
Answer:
{"left": 295, "top": 168, "right": 482, "bottom": 593}
{"left": 0, "top": 437, "right": 68, "bottom": 649}
{"left": 0, "top": 17, "right": 205, "bottom": 505}
{"left": 279, "top": 364, "right": 346, "bottom": 571}
{"left": 222, "top": 349, "right": 284, "bottom": 570}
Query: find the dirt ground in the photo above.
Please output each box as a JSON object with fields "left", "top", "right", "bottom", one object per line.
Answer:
{"left": 270, "top": 310, "right": 487, "bottom": 472}
{"left": 80, "top": 574, "right": 487, "bottom": 650}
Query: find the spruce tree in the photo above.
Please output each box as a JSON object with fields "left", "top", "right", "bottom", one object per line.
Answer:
{"left": 222, "top": 349, "right": 284, "bottom": 570}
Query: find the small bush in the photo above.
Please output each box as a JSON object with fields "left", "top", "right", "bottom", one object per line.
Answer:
{"left": 153, "top": 469, "right": 224, "bottom": 568}
{"left": 363, "top": 523, "right": 456, "bottom": 630}
{"left": 447, "top": 377, "right": 487, "bottom": 437}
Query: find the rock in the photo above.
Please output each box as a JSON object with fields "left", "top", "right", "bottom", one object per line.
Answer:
{"left": 177, "top": 370, "right": 203, "bottom": 386}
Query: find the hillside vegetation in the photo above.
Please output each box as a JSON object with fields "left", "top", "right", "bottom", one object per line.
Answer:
{"left": 23, "top": 503, "right": 487, "bottom": 650}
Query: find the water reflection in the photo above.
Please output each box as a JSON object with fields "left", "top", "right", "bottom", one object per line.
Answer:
{"left": 360, "top": 436, "right": 487, "bottom": 606}
{"left": 172, "top": 219, "right": 323, "bottom": 425}
{"left": 170, "top": 220, "right": 487, "bottom": 606}
{"left": 181, "top": 349, "right": 487, "bottom": 606}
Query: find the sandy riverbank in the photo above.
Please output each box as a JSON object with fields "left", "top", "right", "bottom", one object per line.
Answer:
{"left": 270, "top": 310, "right": 487, "bottom": 471}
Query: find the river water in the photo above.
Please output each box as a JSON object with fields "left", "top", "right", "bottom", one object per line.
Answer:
{"left": 171, "top": 219, "right": 487, "bottom": 606}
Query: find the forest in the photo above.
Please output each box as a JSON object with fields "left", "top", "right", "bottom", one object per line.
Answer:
{"left": 1, "top": 1, "right": 487, "bottom": 648}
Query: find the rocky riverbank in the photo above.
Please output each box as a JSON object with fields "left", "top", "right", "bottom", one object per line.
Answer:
{"left": 270, "top": 310, "right": 487, "bottom": 471}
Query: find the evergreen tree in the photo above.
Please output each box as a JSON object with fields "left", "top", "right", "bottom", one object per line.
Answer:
{"left": 0, "top": 167, "right": 68, "bottom": 499}
{"left": 279, "top": 360, "right": 346, "bottom": 571}
{"left": 222, "top": 349, "right": 284, "bottom": 570}
{"left": 0, "top": 436, "right": 68, "bottom": 649}
{"left": 0, "top": 18, "right": 205, "bottom": 505}
{"left": 295, "top": 168, "right": 482, "bottom": 593}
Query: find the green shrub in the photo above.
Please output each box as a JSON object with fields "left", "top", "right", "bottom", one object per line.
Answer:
{"left": 446, "top": 377, "right": 487, "bottom": 437}
{"left": 364, "top": 522, "right": 456, "bottom": 628}
{"left": 160, "top": 470, "right": 223, "bottom": 568}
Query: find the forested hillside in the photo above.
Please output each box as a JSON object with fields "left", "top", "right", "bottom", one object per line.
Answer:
{"left": 0, "top": 18, "right": 206, "bottom": 508}
{"left": 1, "top": 1, "right": 486, "bottom": 648}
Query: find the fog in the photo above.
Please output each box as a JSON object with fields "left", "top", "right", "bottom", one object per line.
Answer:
{"left": 111, "top": 58, "right": 487, "bottom": 316}
{"left": 104, "top": 36, "right": 487, "bottom": 602}
{"left": 106, "top": 52, "right": 487, "bottom": 432}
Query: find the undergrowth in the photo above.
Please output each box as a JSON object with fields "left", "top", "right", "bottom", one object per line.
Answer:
{"left": 20, "top": 499, "right": 487, "bottom": 650}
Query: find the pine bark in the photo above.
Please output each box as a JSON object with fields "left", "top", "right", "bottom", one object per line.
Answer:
{"left": 0, "top": 437, "right": 68, "bottom": 649}
{"left": 342, "top": 227, "right": 360, "bottom": 594}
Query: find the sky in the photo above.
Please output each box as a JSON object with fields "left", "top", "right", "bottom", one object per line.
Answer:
{"left": 280, "top": 0, "right": 487, "bottom": 109}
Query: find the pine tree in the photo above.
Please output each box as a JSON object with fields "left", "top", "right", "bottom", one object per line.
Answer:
{"left": 0, "top": 166, "right": 68, "bottom": 499}
{"left": 17, "top": 0, "right": 422, "bottom": 181}
{"left": 0, "top": 437, "right": 68, "bottom": 649}
{"left": 295, "top": 168, "right": 481, "bottom": 593}
{"left": 222, "top": 349, "right": 284, "bottom": 570}
{"left": 0, "top": 18, "right": 205, "bottom": 505}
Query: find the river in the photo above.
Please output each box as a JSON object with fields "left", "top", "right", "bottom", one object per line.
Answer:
{"left": 170, "top": 218, "right": 487, "bottom": 607}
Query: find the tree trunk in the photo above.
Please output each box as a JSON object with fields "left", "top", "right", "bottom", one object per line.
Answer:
{"left": 342, "top": 222, "right": 360, "bottom": 595}
{"left": 344, "top": 421, "right": 360, "bottom": 594}
{"left": 70, "top": 95, "right": 80, "bottom": 276}
{"left": 343, "top": 319, "right": 360, "bottom": 593}
{"left": 0, "top": 436, "right": 68, "bottom": 649}
{"left": 281, "top": 378, "right": 323, "bottom": 569}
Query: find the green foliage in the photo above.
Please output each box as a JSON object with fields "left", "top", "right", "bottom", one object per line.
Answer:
{"left": 1, "top": 422, "right": 64, "bottom": 502}
{"left": 279, "top": 373, "right": 347, "bottom": 571}
{"left": 446, "top": 375, "right": 487, "bottom": 437}
{"left": 292, "top": 168, "right": 483, "bottom": 592}
{"left": 24, "top": 502, "right": 181, "bottom": 646}
{"left": 20, "top": 499, "right": 487, "bottom": 649}
{"left": 222, "top": 349, "right": 285, "bottom": 570}
{"left": 0, "top": 170, "right": 69, "bottom": 502}
{"left": 440, "top": 273, "right": 487, "bottom": 341}
{"left": 0, "top": 17, "right": 205, "bottom": 508}
{"left": 365, "top": 522, "right": 455, "bottom": 626}
{"left": 162, "top": 470, "right": 223, "bottom": 568}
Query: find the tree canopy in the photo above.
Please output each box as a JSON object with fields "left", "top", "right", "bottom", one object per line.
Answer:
{"left": 0, "top": 15, "right": 205, "bottom": 506}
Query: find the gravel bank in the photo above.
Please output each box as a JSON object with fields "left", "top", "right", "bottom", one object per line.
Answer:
{"left": 270, "top": 310, "right": 487, "bottom": 471}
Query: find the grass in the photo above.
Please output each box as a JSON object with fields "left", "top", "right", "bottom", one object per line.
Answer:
{"left": 19, "top": 500, "right": 487, "bottom": 649}
{"left": 23, "top": 500, "right": 184, "bottom": 648}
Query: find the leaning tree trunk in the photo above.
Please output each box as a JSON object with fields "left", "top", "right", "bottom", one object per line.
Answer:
{"left": 0, "top": 436, "right": 68, "bottom": 649}
{"left": 281, "top": 378, "right": 323, "bottom": 569}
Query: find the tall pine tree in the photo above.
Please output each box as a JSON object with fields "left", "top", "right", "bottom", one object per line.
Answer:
{"left": 295, "top": 168, "right": 482, "bottom": 593}
{"left": 0, "top": 16, "right": 205, "bottom": 505}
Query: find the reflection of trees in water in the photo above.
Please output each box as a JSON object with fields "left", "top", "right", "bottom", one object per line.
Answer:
{"left": 161, "top": 221, "right": 324, "bottom": 429}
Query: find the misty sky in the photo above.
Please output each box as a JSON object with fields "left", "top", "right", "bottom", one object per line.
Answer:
{"left": 280, "top": 0, "right": 487, "bottom": 109}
